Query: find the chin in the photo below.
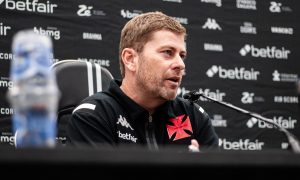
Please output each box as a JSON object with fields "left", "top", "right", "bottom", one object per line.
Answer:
{"left": 158, "top": 87, "right": 178, "bottom": 100}
{"left": 165, "top": 91, "right": 177, "bottom": 100}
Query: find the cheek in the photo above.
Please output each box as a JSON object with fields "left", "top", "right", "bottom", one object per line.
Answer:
{"left": 139, "top": 54, "right": 166, "bottom": 77}
{"left": 146, "top": 64, "right": 163, "bottom": 78}
{"left": 139, "top": 63, "right": 160, "bottom": 82}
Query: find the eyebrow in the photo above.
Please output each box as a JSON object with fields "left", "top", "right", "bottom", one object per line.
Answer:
{"left": 160, "top": 45, "right": 186, "bottom": 54}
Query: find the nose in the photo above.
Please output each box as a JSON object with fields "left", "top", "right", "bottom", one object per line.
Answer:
{"left": 171, "top": 54, "right": 185, "bottom": 72}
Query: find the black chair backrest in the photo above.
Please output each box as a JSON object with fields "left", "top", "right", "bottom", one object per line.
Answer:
{"left": 51, "top": 60, "right": 113, "bottom": 144}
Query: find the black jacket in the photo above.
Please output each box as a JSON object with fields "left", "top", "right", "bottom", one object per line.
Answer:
{"left": 67, "top": 80, "right": 219, "bottom": 151}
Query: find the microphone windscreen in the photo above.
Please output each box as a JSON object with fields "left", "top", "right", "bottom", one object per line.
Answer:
{"left": 183, "top": 93, "right": 191, "bottom": 99}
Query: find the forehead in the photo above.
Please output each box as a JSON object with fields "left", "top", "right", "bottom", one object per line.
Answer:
{"left": 147, "top": 30, "right": 186, "bottom": 51}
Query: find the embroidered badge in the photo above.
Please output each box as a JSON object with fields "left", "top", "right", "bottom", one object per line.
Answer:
{"left": 166, "top": 114, "right": 193, "bottom": 141}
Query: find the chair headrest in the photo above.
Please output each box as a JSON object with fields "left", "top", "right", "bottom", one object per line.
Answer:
{"left": 51, "top": 60, "right": 113, "bottom": 113}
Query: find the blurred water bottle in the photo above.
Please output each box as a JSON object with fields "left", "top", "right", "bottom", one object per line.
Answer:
{"left": 8, "top": 30, "right": 59, "bottom": 148}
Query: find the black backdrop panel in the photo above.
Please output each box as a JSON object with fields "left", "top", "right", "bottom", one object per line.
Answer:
{"left": 0, "top": 0, "right": 299, "bottom": 151}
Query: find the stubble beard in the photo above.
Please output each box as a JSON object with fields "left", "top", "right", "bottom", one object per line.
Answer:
{"left": 136, "top": 65, "right": 178, "bottom": 101}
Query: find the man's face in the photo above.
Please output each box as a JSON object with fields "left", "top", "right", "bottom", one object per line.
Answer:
{"left": 135, "top": 30, "right": 186, "bottom": 100}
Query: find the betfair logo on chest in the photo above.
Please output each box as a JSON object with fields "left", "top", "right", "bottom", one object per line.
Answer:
{"left": 0, "top": 0, "right": 57, "bottom": 14}
{"left": 117, "top": 131, "right": 137, "bottom": 143}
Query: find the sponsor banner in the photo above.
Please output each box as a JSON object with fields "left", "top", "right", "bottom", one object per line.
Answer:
{"left": 171, "top": 16, "right": 188, "bottom": 25}
{"left": 246, "top": 116, "right": 297, "bottom": 129}
{"left": 0, "top": 22, "right": 11, "bottom": 36}
{"left": 0, "top": 0, "right": 58, "bottom": 14}
{"left": 202, "top": 18, "right": 222, "bottom": 30}
{"left": 0, "top": 52, "right": 13, "bottom": 60}
{"left": 271, "top": 26, "right": 293, "bottom": 35}
{"left": 120, "top": 9, "right": 142, "bottom": 19}
{"left": 212, "top": 114, "right": 227, "bottom": 127}
{"left": 236, "top": 0, "right": 256, "bottom": 10}
{"left": 33, "top": 26, "right": 60, "bottom": 40}
{"left": 177, "top": 87, "right": 226, "bottom": 102}
{"left": 272, "top": 70, "right": 298, "bottom": 82}
{"left": 0, "top": 107, "right": 13, "bottom": 115}
{"left": 204, "top": 43, "right": 223, "bottom": 52}
{"left": 200, "top": 0, "right": 222, "bottom": 7}
{"left": 239, "top": 44, "right": 290, "bottom": 60}
{"left": 241, "top": 92, "right": 264, "bottom": 104}
{"left": 219, "top": 138, "right": 264, "bottom": 150}
{"left": 82, "top": 32, "right": 102, "bottom": 40}
{"left": 0, "top": 132, "right": 14, "bottom": 146}
{"left": 269, "top": 1, "right": 292, "bottom": 13}
{"left": 77, "top": 58, "right": 110, "bottom": 67}
{"left": 162, "top": 0, "right": 182, "bottom": 3}
{"left": 0, "top": 0, "right": 299, "bottom": 150}
{"left": 0, "top": 77, "right": 12, "bottom": 89}
{"left": 240, "top": 22, "right": 257, "bottom": 34}
{"left": 77, "top": 4, "right": 106, "bottom": 17}
{"left": 274, "top": 96, "right": 298, "bottom": 104}
{"left": 206, "top": 65, "right": 260, "bottom": 81}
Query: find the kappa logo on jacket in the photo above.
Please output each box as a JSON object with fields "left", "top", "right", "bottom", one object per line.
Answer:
{"left": 166, "top": 114, "right": 193, "bottom": 141}
{"left": 116, "top": 115, "right": 137, "bottom": 143}
{"left": 116, "top": 115, "right": 134, "bottom": 130}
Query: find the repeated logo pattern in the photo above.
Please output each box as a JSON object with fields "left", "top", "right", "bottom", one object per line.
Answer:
{"left": 0, "top": 0, "right": 298, "bottom": 150}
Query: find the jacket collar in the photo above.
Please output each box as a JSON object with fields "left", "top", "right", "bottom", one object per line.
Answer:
{"left": 108, "top": 80, "right": 177, "bottom": 122}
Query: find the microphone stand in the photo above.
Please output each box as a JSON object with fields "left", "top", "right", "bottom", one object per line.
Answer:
{"left": 185, "top": 91, "right": 300, "bottom": 154}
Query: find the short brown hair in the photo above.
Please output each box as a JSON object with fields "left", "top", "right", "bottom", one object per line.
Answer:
{"left": 119, "top": 11, "right": 186, "bottom": 78}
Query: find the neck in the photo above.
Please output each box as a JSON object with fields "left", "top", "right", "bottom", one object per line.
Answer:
{"left": 120, "top": 78, "right": 165, "bottom": 114}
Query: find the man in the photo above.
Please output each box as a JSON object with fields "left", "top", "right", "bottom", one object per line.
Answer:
{"left": 67, "top": 11, "right": 219, "bottom": 152}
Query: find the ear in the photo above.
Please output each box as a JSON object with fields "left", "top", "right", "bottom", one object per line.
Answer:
{"left": 121, "top": 48, "right": 138, "bottom": 72}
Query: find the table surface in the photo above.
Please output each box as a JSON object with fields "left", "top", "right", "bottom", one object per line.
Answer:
{"left": 1, "top": 145, "right": 299, "bottom": 178}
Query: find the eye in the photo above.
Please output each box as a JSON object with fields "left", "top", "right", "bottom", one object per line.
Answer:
{"left": 180, "top": 53, "right": 186, "bottom": 60}
{"left": 163, "top": 49, "right": 173, "bottom": 56}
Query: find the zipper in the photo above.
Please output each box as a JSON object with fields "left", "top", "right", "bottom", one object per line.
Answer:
{"left": 145, "top": 114, "right": 158, "bottom": 150}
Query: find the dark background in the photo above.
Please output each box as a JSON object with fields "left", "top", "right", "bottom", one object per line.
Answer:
{"left": 0, "top": 0, "right": 299, "bottom": 151}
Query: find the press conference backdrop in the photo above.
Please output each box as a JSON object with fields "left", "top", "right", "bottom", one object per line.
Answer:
{"left": 0, "top": 0, "right": 299, "bottom": 151}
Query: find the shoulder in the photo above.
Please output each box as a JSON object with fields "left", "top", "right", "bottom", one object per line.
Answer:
{"left": 72, "top": 91, "right": 116, "bottom": 114}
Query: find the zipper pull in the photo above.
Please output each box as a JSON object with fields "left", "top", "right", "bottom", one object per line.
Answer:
{"left": 148, "top": 115, "right": 153, "bottom": 125}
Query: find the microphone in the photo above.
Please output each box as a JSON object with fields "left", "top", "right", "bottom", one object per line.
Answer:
{"left": 183, "top": 90, "right": 300, "bottom": 154}
{"left": 182, "top": 90, "right": 201, "bottom": 102}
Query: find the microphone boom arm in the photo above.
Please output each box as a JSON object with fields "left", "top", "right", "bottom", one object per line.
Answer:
{"left": 185, "top": 91, "right": 300, "bottom": 153}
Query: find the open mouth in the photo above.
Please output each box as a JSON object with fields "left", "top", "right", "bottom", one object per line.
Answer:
{"left": 166, "top": 77, "right": 180, "bottom": 84}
